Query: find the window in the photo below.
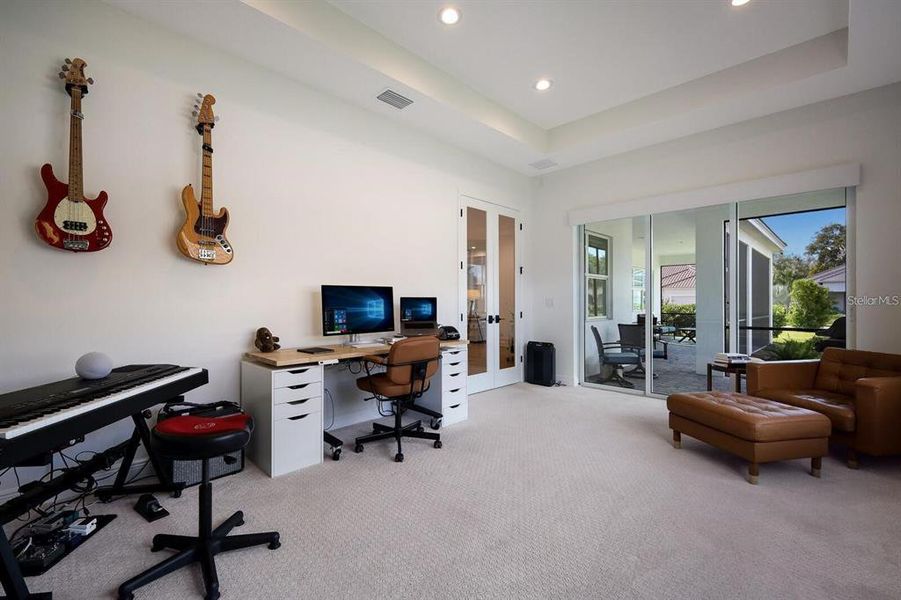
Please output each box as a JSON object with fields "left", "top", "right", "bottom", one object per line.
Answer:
{"left": 585, "top": 231, "right": 610, "bottom": 318}
{"left": 632, "top": 268, "right": 645, "bottom": 312}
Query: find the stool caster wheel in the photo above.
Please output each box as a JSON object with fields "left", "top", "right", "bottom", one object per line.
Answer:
{"left": 332, "top": 448, "right": 342, "bottom": 461}
{"left": 269, "top": 537, "right": 281, "bottom": 550}
{"left": 354, "top": 443, "right": 364, "bottom": 453}
{"left": 395, "top": 453, "right": 404, "bottom": 463}
{"left": 150, "top": 542, "right": 163, "bottom": 552}
{"left": 434, "top": 440, "right": 442, "bottom": 449}
{"left": 119, "top": 593, "right": 134, "bottom": 600}
{"left": 430, "top": 418, "right": 442, "bottom": 430}
{"left": 171, "top": 489, "right": 182, "bottom": 499}
{"left": 205, "top": 589, "right": 220, "bottom": 600}
{"left": 416, "top": 425, "right": 424, "bottom": 432}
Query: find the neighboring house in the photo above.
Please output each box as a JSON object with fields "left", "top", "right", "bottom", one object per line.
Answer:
{"left": 661, "top": 264, "right": 696, "bottom": 305}
{"left": 810, "top": 264, "right": 846, "bottom": 312}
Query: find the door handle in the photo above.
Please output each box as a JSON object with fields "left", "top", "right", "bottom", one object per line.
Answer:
{"left": 487, "top": 315, "right": 495, "bottom": 324}
{"left": 495, "top": 314, "right": 501, "bottom": 323}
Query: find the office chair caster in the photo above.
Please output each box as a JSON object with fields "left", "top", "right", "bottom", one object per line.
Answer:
{"left": 354, "top": 443, "right": 364, "bottom": 453}
{"left": 416, "top": 425, "right": 424, "bottom": 432}
{"left": 430, "top": 417, "right": 442, "bottom": 430}
{"left": 434, "top": 440, "right": 442, "bottom": 449}
{"left": 332, "top": 448, "right": 342, "bottom": 460}
{"left": 395, "top": 453, "right": 404, "bottom": 462}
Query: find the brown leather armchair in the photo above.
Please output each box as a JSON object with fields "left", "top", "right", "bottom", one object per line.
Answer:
{"left": 353, "top": 336, "right": 444, "bottom": 462}
{"left": 747, "top": 348, "right": 901, "bottom": 467}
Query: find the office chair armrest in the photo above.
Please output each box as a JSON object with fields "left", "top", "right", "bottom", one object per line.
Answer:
{"left": 362, "top": 355, "right": 387, "bottom": 366}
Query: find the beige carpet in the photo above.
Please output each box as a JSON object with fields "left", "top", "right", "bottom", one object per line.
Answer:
{"left": 25, "top": 384, "right": 901, "bottom": 599}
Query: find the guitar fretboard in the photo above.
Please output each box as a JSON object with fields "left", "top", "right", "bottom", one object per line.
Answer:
{"left": 201, "top": 126, "right": 214, "bottom": 217}
{"left": 68, "top": 90, "right": 84, "bottom": 201}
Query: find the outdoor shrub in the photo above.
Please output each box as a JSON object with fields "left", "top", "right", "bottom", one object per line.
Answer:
{"left": 772, "top": 304, "right": 788, "bottom": 329}
{"left": 768, "top": 337, "right": 820, "bottom": 360}
{"left": 788, "top": 279, "right": 833, "bottom": 329}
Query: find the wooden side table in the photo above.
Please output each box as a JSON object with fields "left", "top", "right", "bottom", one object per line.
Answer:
{"left": 707, "top": 362, "right": 748, "bottom": 393}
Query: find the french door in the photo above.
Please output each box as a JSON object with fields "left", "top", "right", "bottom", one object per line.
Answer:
{"left": 461, "top": 197, "right": 522, "bottom": 393}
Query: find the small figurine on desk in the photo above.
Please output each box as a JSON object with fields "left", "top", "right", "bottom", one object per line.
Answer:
{"left": 254, "top": 327, "right": 280, "bottom": 353}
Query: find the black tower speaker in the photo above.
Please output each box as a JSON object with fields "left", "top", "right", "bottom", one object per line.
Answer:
{"left": 525, "top": 341, "right": 556, "bottom": 386}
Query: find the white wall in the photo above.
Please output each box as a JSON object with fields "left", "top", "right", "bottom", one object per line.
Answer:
{"left": 533, "top": 82, "right": 901, "bottom": 384}
{"left": 0, "top": 1, "right": 531, "bottom": 486}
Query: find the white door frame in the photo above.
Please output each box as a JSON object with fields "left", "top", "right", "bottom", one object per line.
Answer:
{"left": 459, "top": 195, "right": 524, "bottom": 392}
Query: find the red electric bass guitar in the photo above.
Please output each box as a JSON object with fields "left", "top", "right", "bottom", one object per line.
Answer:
{"left": 34, "top": 58, "right": 111, "bottom": 252}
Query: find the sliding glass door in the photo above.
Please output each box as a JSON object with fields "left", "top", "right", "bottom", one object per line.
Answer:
{"left": 579, "top": 187, "right": 850, "bottom": 397}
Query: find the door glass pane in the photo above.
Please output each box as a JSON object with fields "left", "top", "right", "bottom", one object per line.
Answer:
{"left": 737, "top": 188, "right": 847, "bottom": 361}
{"left": 498, "top": 215, "right": 516, "bottom": 371}
{"left": 466, "top": 207, "right": 487, "bottom": 376}
{"left": 652, "top": 204, "right": 731, "bottom": 396}
{"left": 581, "top": 217, "right": 645, "bottom": 389}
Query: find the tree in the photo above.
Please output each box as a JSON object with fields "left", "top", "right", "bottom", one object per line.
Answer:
{"left": 773, "top": 254, "right": 810, "bottom": 287}
{"left": 788, "top": 279, "right": 833, "bottom": 329}
{"left": 805, "top": 223, "right": 845, "bottom": 274}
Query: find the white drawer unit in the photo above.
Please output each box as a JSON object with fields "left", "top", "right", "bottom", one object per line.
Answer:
{"left": 420, "top": 346, "right": 469, "bottom": 428}
{"left": 241, "top": 360, "right": 324, "bottom": 477}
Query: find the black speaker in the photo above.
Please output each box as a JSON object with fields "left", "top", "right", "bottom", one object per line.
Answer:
{"left": 526, "top": 341, "right": 556, "bottom": 386}
{"left": 159, "top": 451, "right": 244, "bottom": 489}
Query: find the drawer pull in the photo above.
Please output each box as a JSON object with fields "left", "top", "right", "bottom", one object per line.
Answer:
{"left": 449, "top": 362, "right": 461, "bottom": 367}
{"left": 288, "top": 383, "right": 309, "bottom": 390}
{"left": 288, "top": 398, "right": 310, "bottom": 405}
{"left": 448, "top": 373, "right": 460, "bottom": 378}
{"left": 288, "top": 414, "right": 310, "bottom": 421}
{"left": 450, "top": 388, "right": 461, "bottom": 393}
{"left": 449, "top": 403, "right": 461, "bottom": 409}
{"left": 288, "top": 368, "right": 309, "bottom": 374}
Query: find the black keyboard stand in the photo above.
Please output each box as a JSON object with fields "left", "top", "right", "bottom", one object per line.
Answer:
{"left": 95, "top": 410, "right": 186, "bottom": 502}
{"left": 0, "top": 529, "right": 51, "bottom": 599}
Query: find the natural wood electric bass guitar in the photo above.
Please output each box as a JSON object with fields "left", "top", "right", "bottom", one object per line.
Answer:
{"left": 35, "top": 58, "right": 112, "bottom": 252}
{"left": 176, "top": 93, "right": 233, "bottom": 265}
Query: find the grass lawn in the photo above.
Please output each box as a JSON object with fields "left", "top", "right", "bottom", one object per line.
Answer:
{"left": 774, "top": 330, "right": 817, "bottom": 343}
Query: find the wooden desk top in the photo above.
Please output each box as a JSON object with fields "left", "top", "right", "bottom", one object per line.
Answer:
{"left": 244, "top": 339, "right": 469, "bottom": 368}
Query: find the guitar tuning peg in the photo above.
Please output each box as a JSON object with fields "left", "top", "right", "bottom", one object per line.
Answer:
{"left": 192, "top": 111, "right": 198, "bottom": 117}
{"left": 214, "top": 116, "right": 220, "bottom": 122}
{"left": 61, "top": 65, "right": 69, "bottom": 71}
{"left": 65, "top": 58, "right": 72, "bottom": 64}
{"left": 58, "top": 72, "right": 66, "bottom": 79}
{"left": 196, "top": 93, "right": 203, "bottom": 98}
{"left": 87, "top": 77, "right": 94, "bottom": 85}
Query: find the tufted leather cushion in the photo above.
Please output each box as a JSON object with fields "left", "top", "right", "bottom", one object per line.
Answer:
{"left": 753, "top": 389, "right": 855, "bottom": 432}
{"left": 667, "top": 392, "right": 831, "bottom": 442}
{"left": 814, "top": 348, "right": 901, "bottom": 395}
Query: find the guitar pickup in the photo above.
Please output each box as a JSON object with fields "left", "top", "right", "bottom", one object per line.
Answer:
{"left": 62, "top": 220, "right": 88, "bottom": 231}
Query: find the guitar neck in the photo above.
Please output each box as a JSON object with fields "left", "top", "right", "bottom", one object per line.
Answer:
{"left": 200, "top": 126, "right": 214, "bottom": 216}
{"left": 68, "top": 90, "right": 84, "bottom": 201}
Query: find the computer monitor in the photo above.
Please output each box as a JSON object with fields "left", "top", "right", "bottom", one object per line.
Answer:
{"left": 400, "top": 297, "right": 437, "bottom": 323}
{"left": 321, "top": 285, "right": 395, "bottom": 337}
{"left": 399, "top": 297, "right": 438, "bottom": 336}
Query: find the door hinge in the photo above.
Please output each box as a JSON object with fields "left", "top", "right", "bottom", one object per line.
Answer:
{"left": 520, "top": 311, "right": 523, "bottom": 318}
{"left": 460, "top": 208, "right": 463, "bottom": 217}
{"left": 460, "top": 313, "right": 464, "bottom": 322}
{"left": 520, "top": 355, "right": 523, "bottom": 363}
{"left": 519, "top": 266, "right": 523, "bottom": 275}
{"left": 519, "top": 223, "right": 523, "bottom": 231}
{"left": 460, "top": 261, "right": 464, "bottom": 270}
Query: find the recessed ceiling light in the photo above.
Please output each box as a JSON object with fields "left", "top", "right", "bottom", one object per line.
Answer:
{"left": 731, "top": 0, "right": 750, "bottom": 6}
{"left": 439, "top": 7, "right": 460, "bottom": 25}
{"left": 534, "top": 78, "right": 552, "bottom": 92}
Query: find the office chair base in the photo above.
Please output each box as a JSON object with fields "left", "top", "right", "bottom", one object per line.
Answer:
{"left": 354, "top": 418, "right": 442, "bottom": 461}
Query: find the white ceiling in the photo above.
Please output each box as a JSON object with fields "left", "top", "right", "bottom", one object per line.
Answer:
{"left": 108, "top": 0, "right": 901, "bottom": 176}
{"left": 331, "top": 0, "right": 848, "bottom": 129}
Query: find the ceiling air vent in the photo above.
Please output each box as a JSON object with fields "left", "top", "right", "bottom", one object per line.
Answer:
{"left": 529, "top": 158, "right": 558, "bottom": 170}
{"left": 377, "top": 89, "right": 414, "bottom": 110}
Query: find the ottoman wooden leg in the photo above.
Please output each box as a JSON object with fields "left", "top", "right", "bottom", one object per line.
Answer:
{"left": 747, "top": 462, "right": 759, "bottom": 485}
{"left": 846, "top": 448, "right": 860, "bottom": 469}
{"left": 672, "top": 430, "right": 682, "bottom": 449}
{"left": 811, "top": 456, "right": 822, "bottom": 478}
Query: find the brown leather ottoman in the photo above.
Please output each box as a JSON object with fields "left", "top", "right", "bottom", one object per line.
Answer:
{"left": 667, "top": 391, "right": 832, "bottom": 484}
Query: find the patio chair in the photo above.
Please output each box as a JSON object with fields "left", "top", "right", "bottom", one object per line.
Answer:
{"left": 814, "top": 316, "right": 846, "bottom": 352}
{"left": 590, "top": 326, "right": 641, "bottom": 388}
{"left": 618, "top": 323, "right": 668, "bottom": 379}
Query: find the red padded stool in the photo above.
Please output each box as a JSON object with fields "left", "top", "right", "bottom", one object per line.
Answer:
{"left": 118, "top": 413, "right": 280, "bottom": 600}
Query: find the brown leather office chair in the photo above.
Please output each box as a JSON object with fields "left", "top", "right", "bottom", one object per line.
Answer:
{"left": 353, "top": 337, "right": 443, "bottom": 462}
